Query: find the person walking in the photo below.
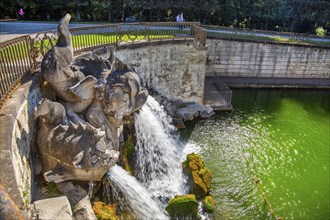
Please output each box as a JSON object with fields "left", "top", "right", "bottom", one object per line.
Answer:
{"left": 18, "top": 8, "right": 25, "bottom": 21}
{"left": 176, "top": 12, "right": 184, "bottom": 30}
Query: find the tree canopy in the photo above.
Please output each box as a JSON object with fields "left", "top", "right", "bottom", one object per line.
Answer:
{"left": 1, "top": 0, "right": 329, "bottom": 33}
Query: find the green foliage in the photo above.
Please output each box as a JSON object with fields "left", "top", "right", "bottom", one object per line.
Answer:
{"left": 45, "top": 182, "right": 61, "bottom": 197}
{"left": 0, "top": 0, "right": 328, "bottom": 34}
{"left": 315, "top": 26, "right": 327, "bottom": 37}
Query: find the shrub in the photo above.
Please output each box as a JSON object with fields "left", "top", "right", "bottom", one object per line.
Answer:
{"left": 315, "top": 27, "right": 327, "bottom": 37}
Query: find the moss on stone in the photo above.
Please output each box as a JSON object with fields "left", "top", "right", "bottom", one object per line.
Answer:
{"left": 165, "top": 194, "right": 199, "bottom": 219}
{"left": 183, "top": 153, "right": 205, "bottom": 171}
{"left": 92, "top": 202, "right": 118, "bottom": 220}
{"left": 199, "top": 167, "right": 212, "bottom": 190}
{"left": 202, "top": 195, "right": 216, "bottom": 213}
{"left": 121, "top": 138, "right": 135, "bottom": 175}
{"left": 191, "top": 171, "right": 208, "bottom": 198}
{"left": 182, "top": 153, "right": 213, "bottom": 199}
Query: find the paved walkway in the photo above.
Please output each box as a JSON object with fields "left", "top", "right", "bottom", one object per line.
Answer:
{"left": 0, "top": 21, "right": 93, "bottom": 42}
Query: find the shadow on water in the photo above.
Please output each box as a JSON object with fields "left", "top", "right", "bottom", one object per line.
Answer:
{"left": 231, "top": 88, "right": 330, "bottom": 116}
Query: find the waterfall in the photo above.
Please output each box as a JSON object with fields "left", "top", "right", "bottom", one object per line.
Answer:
{"left": 107, "top": 165, "right": 168, "bottom": 220}
{"left": 134, "top": 96, "right": 188, "bottom": 205}
{"left": 106, "top": 96, "right": 201, "bottom": 219}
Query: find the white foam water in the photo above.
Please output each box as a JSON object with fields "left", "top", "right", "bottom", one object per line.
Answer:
{"left": 107, "top": 96, "right": 203, "bottom": 218}
{"left": 107, "top": 165, "right": 168, "bottom": 220}
{"left": 134, "top": 96, "right": 188, "bottom": 205}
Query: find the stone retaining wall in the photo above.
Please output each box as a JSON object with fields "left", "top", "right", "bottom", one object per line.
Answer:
{"left": 206, "top": 39, "right": 330, "bottom": 79}
{"left": 0, "top": 75, "right": 42, "bottom": 206}
{"left": 115, "top": 40, "right": 208, "bottom": 104}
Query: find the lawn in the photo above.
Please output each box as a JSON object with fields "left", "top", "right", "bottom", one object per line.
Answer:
{"left": 1, "top": 32, "right": 179, "bottom": 63}
{"left": 207, "top": 30, "right": 330, "bottom": 46}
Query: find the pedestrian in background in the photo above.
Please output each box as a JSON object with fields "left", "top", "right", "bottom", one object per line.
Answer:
{"left": 176, "top": 12, "right": 184, "bottom": 30}
{"left": 18, "top": 8, "right": 25, "bottom": 21}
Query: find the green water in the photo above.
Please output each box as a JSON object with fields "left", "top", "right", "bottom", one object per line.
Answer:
{"left": 186, "top": 89, "right": 330, "bottom": 220}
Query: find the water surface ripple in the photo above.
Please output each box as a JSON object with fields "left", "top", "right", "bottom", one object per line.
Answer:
{"left": 187, "top": 89, "right": 330, "bottom": 220}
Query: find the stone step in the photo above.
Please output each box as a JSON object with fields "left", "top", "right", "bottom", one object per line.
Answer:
{"left": 203, "top": 77, "right": 233, "bottom": 111}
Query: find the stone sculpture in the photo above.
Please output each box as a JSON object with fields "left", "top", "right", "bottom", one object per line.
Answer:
{"left": 35, "top": 99, "right": 119, "bottom": 183}
{"left": 36, "top": 14, "right": 148, "bottom": 183}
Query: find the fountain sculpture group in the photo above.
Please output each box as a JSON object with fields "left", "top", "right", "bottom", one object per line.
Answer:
{"left": 35, "top": 14, "right": 148, "bottom": 183}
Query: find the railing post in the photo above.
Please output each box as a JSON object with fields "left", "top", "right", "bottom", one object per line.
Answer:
{"left": 192, "top": 24, "right": 207, "bottom": 48}
{"left": 29, "top": 36, "right": 37, "bottom": 71}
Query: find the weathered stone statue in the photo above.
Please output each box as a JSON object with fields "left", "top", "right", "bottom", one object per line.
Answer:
{"left": 41, "top": 14, "right": 98, "bottom": 123}
{"left": 36, "top": 14, "right": 148, "bottom": 183}
{"left": 35, "top": 99, "right": 119, "bottom": 183}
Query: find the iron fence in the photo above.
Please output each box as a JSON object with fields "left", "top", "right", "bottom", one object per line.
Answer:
{"left": 0, "top": 22, "right": 206, "bottom": 108}
{"left": 70, "top": 22, "right": 202, "bottom": 54}
{"left": 32, "top": 32, "right": 58, "bottom": 62}
{"left": 0, "top": 35, "right": 35, "bottom": 109}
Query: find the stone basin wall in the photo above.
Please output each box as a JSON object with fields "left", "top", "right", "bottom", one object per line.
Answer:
{"left": 115, "top": 40, "right": 207, "bottom": 104}
{"left": 206, "top": 38, "right": 330, "bottom": 79}
{"left": 0, "top": 74, "right": 42, "bottom": 206}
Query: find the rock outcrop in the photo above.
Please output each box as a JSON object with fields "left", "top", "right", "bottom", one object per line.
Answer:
{"left": 182, "top": 153, "right": 212, "bottom": 199}
{"left": 202, "top": 195, "right": 216, "bottom": 213}
{"left": 165, "top": 194, "right": 199, "bottom": 219}
{"left": 150, "top": 90, "right": 215, "bottom": 129}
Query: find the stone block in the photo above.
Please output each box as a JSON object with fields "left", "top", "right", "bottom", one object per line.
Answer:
{"left": 73, "top": 196, "right": 96, "bottom": 220}
{"left": 175, "top": 103, "right": 202, "bottom": 121}
{"left": 33, "top": 196, "right": 73, "bottom": 220}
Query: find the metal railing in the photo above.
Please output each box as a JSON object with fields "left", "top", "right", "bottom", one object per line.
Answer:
{"left": 0, "top": 22, "right": 207, "bottom": 108}
{"left": 70, "top": 22, "right": 202, "bottom": 54}
{"left": 33, "top": 32, "right": 58, "bottom": 61}
{"left": 0, "top": 35, "right": 35, "bottom": 109}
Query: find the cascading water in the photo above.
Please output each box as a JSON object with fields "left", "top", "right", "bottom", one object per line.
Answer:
{"left": 107, "top": 165, "right": 168, "bottom": 220}
{"left": 106, "top": 96, "right": 201, "bottom": 218}
{"left": 133, "top": 96, "right": 189, "bottom": 205}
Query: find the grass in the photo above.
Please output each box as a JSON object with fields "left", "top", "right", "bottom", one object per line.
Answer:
{"left": 1, "top": 32, "right": 177, "bottom": 62}
{"left": 72, "top": 32, "right": 178, "bottom": 48}
{"left": 0, "top": 42, "right": 31, "bottom": 62}
{"left": 207, "top": 31, "right": 330, "bottom": 46}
